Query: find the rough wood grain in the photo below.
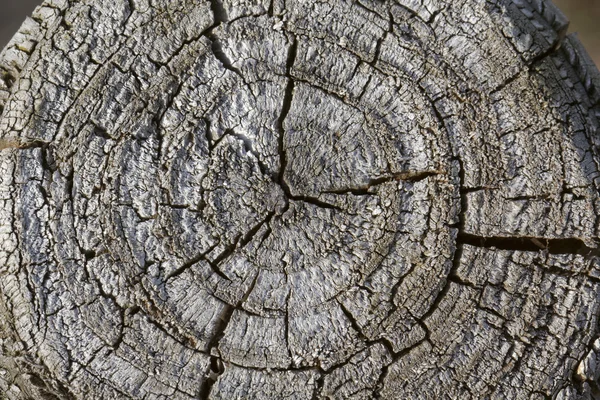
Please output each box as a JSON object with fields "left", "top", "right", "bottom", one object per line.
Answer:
{"left": 1, "top": 0, "right": 600, "bottom": 399}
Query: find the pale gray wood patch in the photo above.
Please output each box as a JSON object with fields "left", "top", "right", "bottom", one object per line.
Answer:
{"left": 1, "top": 0, "right": 600, "bottom": 399}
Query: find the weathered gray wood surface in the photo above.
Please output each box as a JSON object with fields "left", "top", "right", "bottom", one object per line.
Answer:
{"left": 1, "top": 0, "right": 600, "bottom": 398}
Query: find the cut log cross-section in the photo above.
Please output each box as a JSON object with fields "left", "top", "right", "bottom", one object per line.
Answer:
{"left": 1, "top": 0, "right": 600, "bottom": 399}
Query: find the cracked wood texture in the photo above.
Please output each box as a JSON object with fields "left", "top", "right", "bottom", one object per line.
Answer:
{"left": 2, "top": 0, "right": 600, "bottom": 399}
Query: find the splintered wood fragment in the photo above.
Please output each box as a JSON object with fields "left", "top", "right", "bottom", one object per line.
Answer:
{"left": 530, "top": 237, "right": 547, "bottom": 249}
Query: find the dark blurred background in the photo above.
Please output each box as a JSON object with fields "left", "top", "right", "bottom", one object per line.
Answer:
{"left": 0, "top": 0, "right": 41, "bottom": 51}
{"left": 0, "top": 0, "right": 599, "bottom": 66}
{"left": 554, "top": 0, "right": 600, "bottom": 65}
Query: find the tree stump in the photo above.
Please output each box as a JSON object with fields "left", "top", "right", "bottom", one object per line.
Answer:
{"left": 1, "top": 0, "right": 600, "bottom": 398}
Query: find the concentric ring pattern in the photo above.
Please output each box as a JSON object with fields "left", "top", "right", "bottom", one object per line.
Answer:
{"left": 1, "top": 0, "right": 600, "bottom": 399}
